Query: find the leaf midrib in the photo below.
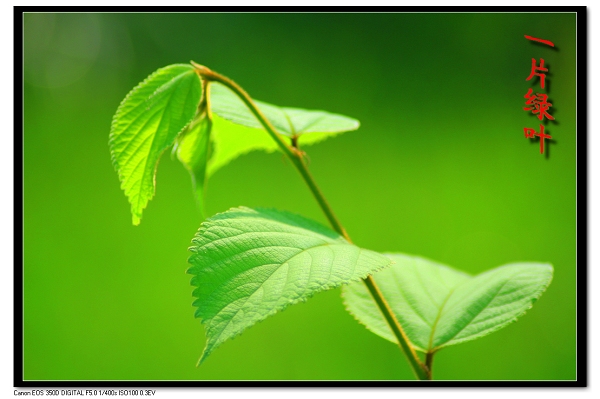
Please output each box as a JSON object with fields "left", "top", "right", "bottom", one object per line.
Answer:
{"left": 290, "top": 113, "right": 328, "bottom": 135}
{"left": 206, "top": 240, "right": 355, "bottom": 344}
{"left": 200, "top": 240, "right": 354, "bottom": 310}
{"left": 115, "top": 71, "right": 191, "bottom": 209}
{"left": 135, "top": 94, "right": 172, "bottom": 211}
{"left": 427, "top": 287, "right": 455, "bottom": 352}
{"left": 427, "top": 270, "right": 519, "bottom": 351}
{"left": 114, "top": 69, "right": 193, "bottom": 141}
{"left": 135, "top": 72, "right": 193, "bottom": 212}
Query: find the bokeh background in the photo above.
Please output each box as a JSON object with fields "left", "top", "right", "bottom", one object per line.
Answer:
{"left": 23, "top": 12, "right": 577, "bottom": 381}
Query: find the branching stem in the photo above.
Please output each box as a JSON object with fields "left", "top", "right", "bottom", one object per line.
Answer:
{"left": 193, "top": 62, "right": 431, "bottom": 381}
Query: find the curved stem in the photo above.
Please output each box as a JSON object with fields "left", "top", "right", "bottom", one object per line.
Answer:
{"left": 193, "top": 62, "right": 430, "bottom": 380}
{"left": 192, "top": 61, "right": 295, "bottom": 161}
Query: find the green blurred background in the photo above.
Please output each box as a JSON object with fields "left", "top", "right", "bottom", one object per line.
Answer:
{"left": 23, "top": 12, "right": 577, "bottom": 381}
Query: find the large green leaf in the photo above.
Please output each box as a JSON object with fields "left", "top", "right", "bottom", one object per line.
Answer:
{"left": 188, "top": 207, "right": 391, "bottom": 363}
{"left": 342, "top": 254, "right": 552, "bottom": 352}
{"left": 110, "top": 64, "right": 202, "bottom": 225}
{"left": 207, "top": 82, "right": 359, "bottom": 176}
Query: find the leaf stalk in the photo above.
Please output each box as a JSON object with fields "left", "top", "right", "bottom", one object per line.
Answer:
{"left": 425, "top": 351, "right": 435, "bottom": 379}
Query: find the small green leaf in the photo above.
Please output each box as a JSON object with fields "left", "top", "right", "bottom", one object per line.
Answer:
{"left": 110, "top": 64, "right": 202, "bottom": 225}
{"left": 188, "top": 207, "right": 391, "bottom": 364}
{"left": 175, "top": 115, "right": 212, "bottom": 218}
{"left": 208, "top": 114, "right": 277, "bottom": 177}
{"left": 207, "top": 82, "right": 359, "bottom": 176}
{"left": 342, "top": 254, "right": 552, "bottom": 352}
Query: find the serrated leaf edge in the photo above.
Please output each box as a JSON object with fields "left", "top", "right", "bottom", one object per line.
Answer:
{"left": 198, "top": 254, "right": 391, "bottom": 365}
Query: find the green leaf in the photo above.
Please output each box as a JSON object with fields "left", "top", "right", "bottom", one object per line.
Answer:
{"left": 342, "top": 254, "right": 552, "bottom": 352}
{"left": 110, "top": 64, "right": 202, "bottom": 225}
{"left": 207, "top": 82, "right": 359, "bottom": 176}
{"left": 175, "top": 115, "right": 212, "bottom": 218}
{"left": 208, "top": 114, "right": 276, "bottom": 177}
{"left": 187, "top": 207, "right": 391, "bottom": 364}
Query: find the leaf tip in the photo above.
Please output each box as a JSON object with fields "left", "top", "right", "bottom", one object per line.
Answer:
{"left": 132, "top": 214, "right": 141, "bottom": 226}
{"left": 197, "top": 348, "right": 211, "bottom": 366}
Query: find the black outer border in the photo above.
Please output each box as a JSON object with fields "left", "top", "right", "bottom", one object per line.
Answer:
{"left": 14, "top": 6, "right": 588, "bottom": 388}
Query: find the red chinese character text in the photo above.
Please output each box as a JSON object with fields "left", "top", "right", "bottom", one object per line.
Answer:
{"left": 526, "top": 58, "right": 548, "bottom": 89}
{"left": 524, "top": 124, "right": 552, "bottom": 154}
{"left": 524, "top": 35, "right": 555, "bottom": 47}
{"left": 524, "top": 88, "right": 555, "bottom": 121}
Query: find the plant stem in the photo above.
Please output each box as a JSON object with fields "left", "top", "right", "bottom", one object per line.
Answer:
{"left": 291, "top": 156, "right": 430, "bottom": 380}
{"left": 194, "top": 62, "right": 431, "bottom": 381}
{"left": 425, "top": 351, "right": 435, "bottom": 379}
